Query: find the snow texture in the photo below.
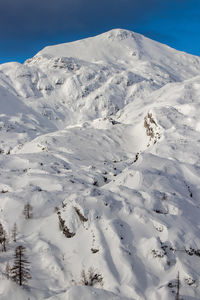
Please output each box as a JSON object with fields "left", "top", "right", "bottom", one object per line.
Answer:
{"left": 0, "top": 29, "right": 200, "bottom": 299}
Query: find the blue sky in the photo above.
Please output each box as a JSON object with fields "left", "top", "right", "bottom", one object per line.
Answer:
{"left": 0, "top": 0, "right": 199, "bottom": 63}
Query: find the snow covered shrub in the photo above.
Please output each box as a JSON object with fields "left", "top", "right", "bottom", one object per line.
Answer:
{"left": 80, "top": 267, "right": 103, "bottom": 287}
{"left": 91, "top": 248, "right": 99, "bottom": 254}
{"left": 74, "top": 206, "right": 88, "bottom": 222}
{"left": 57, "top": 212, "right": 75, "bottom": 238}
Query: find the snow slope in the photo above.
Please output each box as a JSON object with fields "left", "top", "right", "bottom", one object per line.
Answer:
{"left": 0, "top": 29, "right": 200, "bottom": 299}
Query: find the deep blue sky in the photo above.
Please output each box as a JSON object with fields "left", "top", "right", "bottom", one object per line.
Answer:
{"left": 0, "top": 0, "right": 199, "bottom": 64}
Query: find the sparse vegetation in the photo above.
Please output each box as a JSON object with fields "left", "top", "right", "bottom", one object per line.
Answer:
{"left": 57, "top": 212, "right": 75, "bottom": 238}
{"left": 185, "top": 247, "right": 200, "bottom": 257}
{"left": 80, "top": 267, "right": 103, "bottom": 287}
{"left": 74, "top": 207, "right": 88, "bottom": 222}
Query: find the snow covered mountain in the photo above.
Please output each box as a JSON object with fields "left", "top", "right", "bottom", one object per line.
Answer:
{"left": 1, "top": 29, "right": 200, "bottom": 300}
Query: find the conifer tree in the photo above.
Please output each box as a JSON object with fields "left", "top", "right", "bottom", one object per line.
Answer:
{"left": 0, "top": 222, "right": 8, "bottom": 252}
{"left": 23, "top": 203, "right": 33, "bottom": 219}
{"left": 175, "top": 271, "right": 180, "bottom": 300}
{"left": 12, "top": 223, "right": 17, "bottom": 242}
{"left": 11, "top": 245, "right": 31, "bottom": 286}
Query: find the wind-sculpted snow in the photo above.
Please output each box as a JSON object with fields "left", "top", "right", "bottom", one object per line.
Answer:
{"left": 0, "top": 29, "right": 200, "bottom": 299}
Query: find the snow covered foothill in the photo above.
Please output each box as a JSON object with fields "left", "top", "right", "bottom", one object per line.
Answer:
{"left": 0, "top": 29, "right": 200, "bottom": 299}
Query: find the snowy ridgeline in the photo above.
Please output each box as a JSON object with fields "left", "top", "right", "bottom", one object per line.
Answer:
{"left": 0, "top": 29, "right": 200, "bottom": 300}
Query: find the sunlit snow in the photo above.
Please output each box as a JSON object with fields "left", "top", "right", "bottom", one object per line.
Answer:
{"left": 0, "top": 29, "right": 200, "bottom": 299}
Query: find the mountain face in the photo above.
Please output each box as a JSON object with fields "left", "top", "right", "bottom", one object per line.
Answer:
{"left": 0, "top": 29, "right": 200, "bottom": 300}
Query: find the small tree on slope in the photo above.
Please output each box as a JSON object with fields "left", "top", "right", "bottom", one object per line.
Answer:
{"left": 175, "top": 271, "right": 180, "bottom": 300}
{"left": 0, "top": 222, "right": 8, "bottom": 252}
{"left": 12, "top": 222, "right": 17, "bottom": 242}
{"left": 23, "top": 203, "right": 33, "bottom": 219}
{"left": 11, "top": 245, "right": 31, "bottom": 286}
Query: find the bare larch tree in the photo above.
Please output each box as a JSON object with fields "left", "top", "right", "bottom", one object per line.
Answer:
{"left": 11, "top": 222, "right": 17, "bottom": 242}
{"left": 11, "top": 245, "right": 31, "bottom": 286}
{"left": 23, "top": 203, "right": 33, "bottom": 219}
{"left": 0, "top": 222, "right": 8, "bottom": 252}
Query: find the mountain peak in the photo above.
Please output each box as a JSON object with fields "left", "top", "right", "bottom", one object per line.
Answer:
{"left": 26, "top": 28, "right": 200, "bottom": 83}
{"left": 35, "top": 28, "right": 140, "bottom": 63}
{"left": 99, "top": 28, "right": 136, "bottom": 40}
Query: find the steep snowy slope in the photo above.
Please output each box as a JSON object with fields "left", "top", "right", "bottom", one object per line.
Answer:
{"left": 0, "top": 29, "right": 200, "bottom": 300}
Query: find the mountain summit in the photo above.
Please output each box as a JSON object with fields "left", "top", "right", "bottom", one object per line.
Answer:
{"left": 0, "top": 29, "right": 200, "bottom": 300}
{"left": 31, "top": 28, "right": 200, "bottom": 79}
